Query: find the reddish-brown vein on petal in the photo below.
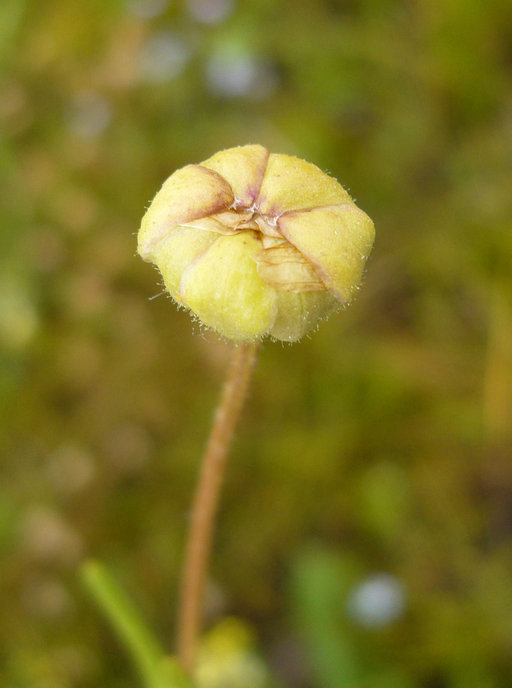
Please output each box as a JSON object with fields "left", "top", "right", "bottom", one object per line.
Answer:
{"left": 275, "top": 205, "right": 351, "bottom": 293}
{"left": 245, "top": 146, "right": 270, "bottom": 208}
{"left": 200, "top": 145, "right": 270, "bottom": 209}
{"left": 138, "top": 164, "right": 234, "bottom": 260}
{"left": 277, "top": 203, "right": 375, "bottom": 303}
{"left": 276, "top": 241, "right": 331, "bottom": 293}
{"left": 278, "top": 203, "right": 352, "bottom": 219}
{"left": 255, "top": 153, "right": 352, "bottom": 218}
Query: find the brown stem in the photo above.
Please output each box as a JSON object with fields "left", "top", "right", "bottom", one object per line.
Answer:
{"left": 176, "top": 342, "right": 259, "bottom": 673}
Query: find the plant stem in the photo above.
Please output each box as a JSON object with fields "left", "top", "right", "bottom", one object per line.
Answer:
{"left": 176, "top": 342, "right": 259, "bottom": 673}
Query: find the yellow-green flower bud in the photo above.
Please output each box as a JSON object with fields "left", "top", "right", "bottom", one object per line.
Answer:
{"left": 138, "top": 145, "right": 375, "bottom": 342}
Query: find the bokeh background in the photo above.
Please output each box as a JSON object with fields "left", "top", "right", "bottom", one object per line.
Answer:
{"left": 2, "top": 0, "right": 512, "bottom": 686}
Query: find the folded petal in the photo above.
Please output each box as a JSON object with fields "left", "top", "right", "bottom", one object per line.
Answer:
{"left": 153, "top": 227, "right": 219, "bottom": 301}
{"left": 257, "top": 154, "right": 351, "bottom": 217}
{"left": 200, "top": 145, "right": 269, "bottom": 208}
{"left": 254, "top": 243, "right": 325, "bottom": 291}
{"left": 278, "top": 204, "right": 375, "bottom": 303}
{"left": 180, "top": 232, "right": 277, "bottom": 341}
{"left": 183, "top": 209, "right": 258, "bottom": 235}
{"left": 138, "top": 165, "right": 234, "bottom": 260}
{"left": 268, "top": 291, "right": 337, "bottom": 342}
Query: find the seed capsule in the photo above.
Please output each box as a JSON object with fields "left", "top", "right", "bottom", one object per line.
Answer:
{"left": 138, "top": 145, "right": 375, "bottom": 342}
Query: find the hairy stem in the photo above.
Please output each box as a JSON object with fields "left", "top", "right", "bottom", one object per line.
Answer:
{"left": 176, "top": 342, "right": 259, "bottom": 673}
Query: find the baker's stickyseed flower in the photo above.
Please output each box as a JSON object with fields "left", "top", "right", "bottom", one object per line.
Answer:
{"left": 138, "top": 145, "right": 375, "bottom": 342}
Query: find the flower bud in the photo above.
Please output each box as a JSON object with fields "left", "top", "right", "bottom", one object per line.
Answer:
{"left": 138, "top": 145, "right": 374, "bottom": 342}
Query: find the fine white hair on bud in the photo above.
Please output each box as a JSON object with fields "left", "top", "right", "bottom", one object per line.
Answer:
{"left": 138, "top": 145, "right": 375, "bottom": 342}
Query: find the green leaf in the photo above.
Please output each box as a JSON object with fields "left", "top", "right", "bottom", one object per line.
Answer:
{"left": 81, "top": 559, "right": 194, "bottom": 688}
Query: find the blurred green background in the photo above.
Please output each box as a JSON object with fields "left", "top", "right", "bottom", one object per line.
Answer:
{"left": 2, "top": 0, "right": 512, "bottom": 686}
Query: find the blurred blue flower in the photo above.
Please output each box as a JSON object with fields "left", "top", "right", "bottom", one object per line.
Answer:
{"left": 205, "top": 52, "right": 278, "bottom": 99}
{"left": 139, "top": 31, "right": 191, "bottom": 82}
{"left": 346, "top": 574, "right": 406, "bottom": 628}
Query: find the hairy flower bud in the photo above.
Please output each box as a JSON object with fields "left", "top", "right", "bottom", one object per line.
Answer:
{"left": 138, "top": 145, "right": 375, "bottom": 342}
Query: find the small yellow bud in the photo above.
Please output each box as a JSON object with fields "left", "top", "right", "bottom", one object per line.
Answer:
{"left": 138, "top": 145, "right": 375, "bottom": 342}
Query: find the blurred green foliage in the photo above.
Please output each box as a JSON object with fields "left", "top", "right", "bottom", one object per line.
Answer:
{"left": 2, "top": 0, "right": 512, "bottom": 686}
